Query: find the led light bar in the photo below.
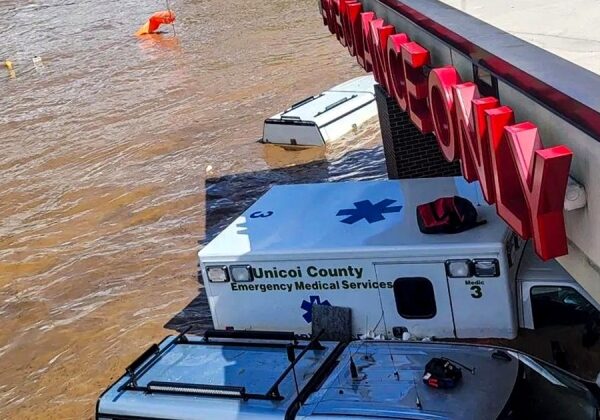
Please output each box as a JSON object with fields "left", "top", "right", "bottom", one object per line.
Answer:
{"left": 147, "top": 381, "right": 246, "bottom": 399}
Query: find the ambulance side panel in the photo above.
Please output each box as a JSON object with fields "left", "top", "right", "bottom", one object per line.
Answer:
{"left": 202, "top": 255, "right": 513, "bottom": 339}
{"left": 203, "top": 259, "right": 388, "bottom": 336}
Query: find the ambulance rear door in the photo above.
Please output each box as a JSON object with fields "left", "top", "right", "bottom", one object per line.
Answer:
{"left": 375, "top": 262, "right": 456, "bottom": 338}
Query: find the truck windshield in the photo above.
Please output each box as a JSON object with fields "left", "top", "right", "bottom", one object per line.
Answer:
{"left": 500, "top": 352, "right": 599, "bottom": 419}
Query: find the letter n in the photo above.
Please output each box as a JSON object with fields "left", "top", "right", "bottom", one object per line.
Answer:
{"left": 486, "top": 106, "right": 530, "bottom": 238}
{"left": 453, "top": 82, "right": 500, "bottom": 203}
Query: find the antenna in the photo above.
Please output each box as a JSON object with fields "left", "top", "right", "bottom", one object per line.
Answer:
{"left": 350, "top": 356, "right": 359, "bottom": 379}
{"left": 413, "top": 376, "right": 423, "bottom": 410}
{"left": 377, "top": 287, "right": 400, "bottom": 380}
{"left": 376, "top": 286, "right": 389, "bottom": 338}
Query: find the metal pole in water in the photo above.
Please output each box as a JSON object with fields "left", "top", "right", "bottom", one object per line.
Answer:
{"left": 166, "top": 0, "right": 176, "bottom": 36}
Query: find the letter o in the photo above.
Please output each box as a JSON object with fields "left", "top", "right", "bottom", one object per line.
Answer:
{"left": 386, "top": 33, "right": 410, "bottom": 111}
{"left": 428, "top": 66, "right": 462, "bottom": 161}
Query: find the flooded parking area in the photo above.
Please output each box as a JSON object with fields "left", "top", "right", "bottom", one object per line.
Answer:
{"left": 0, "top": 0, "right": 384, "bottom": 417}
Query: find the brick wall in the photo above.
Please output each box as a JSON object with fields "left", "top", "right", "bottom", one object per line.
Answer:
{"left": 375, "top": 84, "right": 461, "bottom": 179}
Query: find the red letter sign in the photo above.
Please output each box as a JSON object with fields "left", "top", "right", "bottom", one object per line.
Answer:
{"left": 504, "top": 123, "right": 573, "bottom": 260}
{"left": 453, "top": 83, "right": 500, "bottom": 202}
{"left": 341, "top": 1, "right": 360, "bottom": 56}
{"left": 386, "top": 33, "right": 411, "bottom": 111}
{"left": 331, "top": 0, "right": 346, "bottom": 46}
{"left": 369, "top": 20, "right": 395, "bottom": 94}
{"left": 321, "top": 0, "right": 336, "bottom": 35}
{"left": 321, "top": 10, "right": 574, "bottom": 260}
{"left": 428, "top": 66, "right": 461, "bottom": 155}
{"left": 402, "top": 42, "right": 432, "bottom": 133}
{"left": 346, "top": 3, "right": 365, "bottom": 59}
{"left": 486, "top": 106, "right": 531, "bottom": 238}
{"left": 358, "top": 12, "right": 375, "bottom": 72}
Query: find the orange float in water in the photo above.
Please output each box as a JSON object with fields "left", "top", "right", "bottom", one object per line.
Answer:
{"left": 136, "top": 11, "right": 176, "bottom": 36}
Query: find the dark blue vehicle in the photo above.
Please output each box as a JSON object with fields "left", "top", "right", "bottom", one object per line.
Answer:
{"left": 96, "top": 329, "right": 600, "bottom": 419}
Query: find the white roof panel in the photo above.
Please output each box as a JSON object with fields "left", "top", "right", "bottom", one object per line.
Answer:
{"left": 200, "top": 177, "right": 509, "bottom": 260}
{"left": 276, "top": 91, "right": 374, "bottom": 126}
{"left": 267, "top": 75, "right": 376, "bottom": 127}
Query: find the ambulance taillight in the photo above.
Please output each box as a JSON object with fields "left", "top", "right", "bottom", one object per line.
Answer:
{"left": 445, "top": 260, "right": 473, "bottom": 278}
{"left": 473, "top": 259, "right": 500, "bottom": 277}
{"left": 206, "top": 266, "right": 230, "bottom": 282}
{"left": 445, "top": 259, "right": 500, "bottom": 278}
{"left": 230, "top": 265, "right": 254, "bottom": 282}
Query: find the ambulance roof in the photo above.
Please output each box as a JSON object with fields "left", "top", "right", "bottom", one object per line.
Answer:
{"left": 199, "top": 177, "right": 509, "bottom": 261}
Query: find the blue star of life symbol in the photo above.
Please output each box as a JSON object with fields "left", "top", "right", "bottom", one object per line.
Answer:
{"left": 301, "top": 295, "right": 331, "bottom": 323}
{"left": 336, "top": 199, "right": 403, "bottom": 224}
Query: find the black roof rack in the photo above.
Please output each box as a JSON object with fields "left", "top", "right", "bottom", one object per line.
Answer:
{"left": 117, "top": 328, "right": 325, "bottom": 402}
{"left": 314, "top": 94, "right": 357, "bottom": 117}
{"left": 284, "top": 93, "right": 323, "bottom": 112}
{"left": 121, "top": 326, "right": 192, "bottom": 389}
{"left": 203, "top": 328, "right": 297, "bottom": 343}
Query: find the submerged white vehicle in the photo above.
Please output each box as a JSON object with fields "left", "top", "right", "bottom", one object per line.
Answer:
{"left": 96, "top": 329, "right": 600, "bottom": 419}
{"left": 198, "top": 177, "right": 600, "bottom": 340}
{"left": 262, "top": 75, "right": 377, "bottom": 146}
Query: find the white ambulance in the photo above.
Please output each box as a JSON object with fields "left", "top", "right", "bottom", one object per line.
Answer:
{"left": 198, "top": 177, "right": 600, "bottom": 339}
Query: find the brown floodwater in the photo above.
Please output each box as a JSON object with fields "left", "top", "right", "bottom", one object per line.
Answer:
{"left": 0, "top": 0, "right": 384, "bottom": 418}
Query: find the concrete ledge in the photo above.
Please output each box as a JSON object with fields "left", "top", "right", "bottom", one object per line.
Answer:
{"left": 357, "top": 0, "right": 600, "bottom": 299}
{"left": 362, "top": 0, "right": 600, "bottom": 142}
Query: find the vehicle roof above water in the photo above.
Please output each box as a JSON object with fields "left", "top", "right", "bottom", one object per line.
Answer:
{"left": 97, "top": 334, "right": 340, "bottom": 420}
{"left": 98, "top": 336, "right": 520, "bottom": 420}
{"left": 299, "top": 341, "right": 518, "bottom": 420}
{"left": 199, "top": 177, "right": 509, "bottom": 261}
{"left": 266, "top": 75, "right": 376, "bottom": 127}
